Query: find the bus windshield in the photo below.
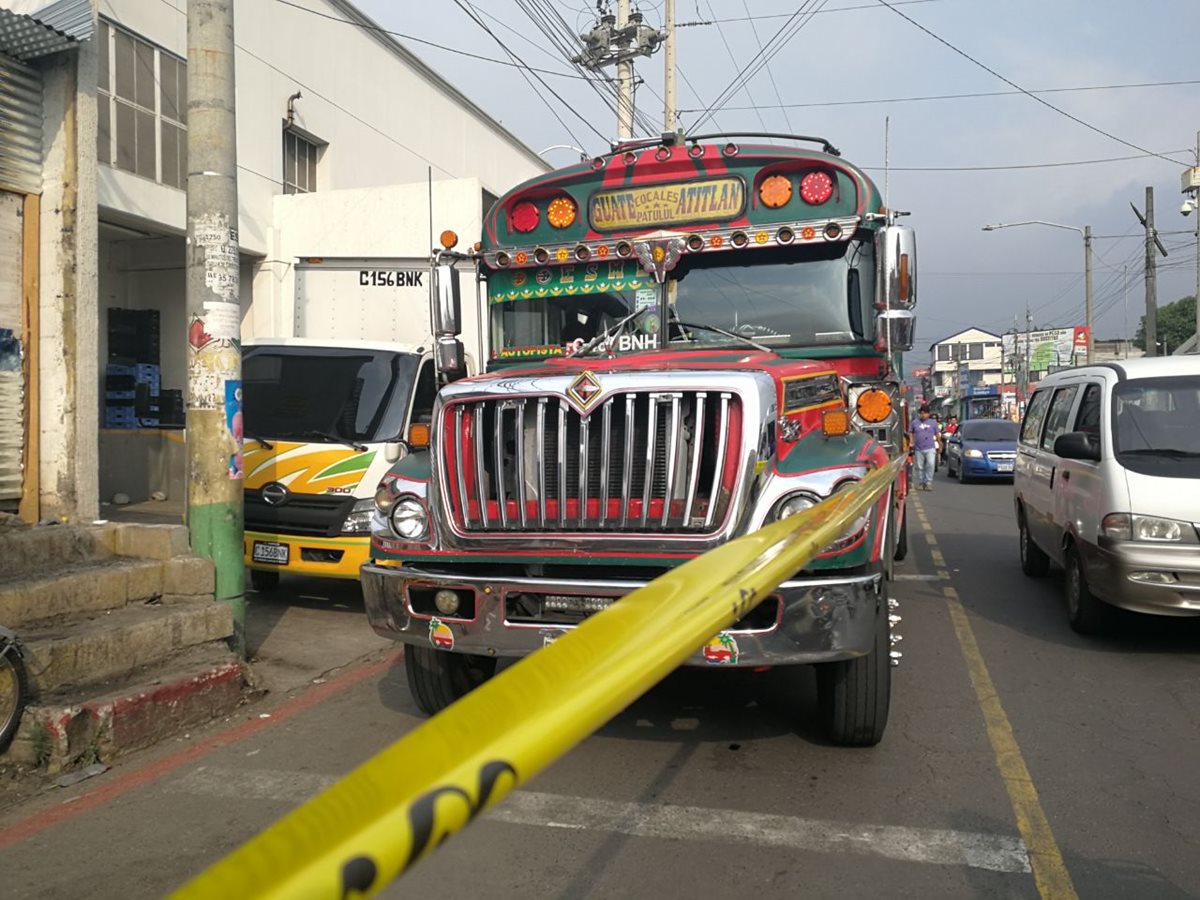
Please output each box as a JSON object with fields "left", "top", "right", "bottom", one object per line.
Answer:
{"left": 487, "top": 241, "right": 874, "bottom": 360}
{"left": 670, "top": 240, "right": 874, "bottom": 349}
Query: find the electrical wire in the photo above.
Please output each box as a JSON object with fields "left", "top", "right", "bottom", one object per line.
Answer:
{"left": 739, "top": 0, "right": 795, "bottom": 134}
{"left": 677, "top": 79, "right": 1200, "bottom": 112}
{"left": 678, "top": 0, "right": 941, "bottom": 26}
{"left": 873, "top": 0, "right": 1190, "bottom": 167}
{"left": 859, "top": 150, "right": 1191, "bottom": 173}
{"left": 705, "top": 0, "right": 770, "bottom": 135}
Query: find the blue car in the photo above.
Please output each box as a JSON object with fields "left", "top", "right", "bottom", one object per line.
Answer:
{"left": 945, "top": 418, "right": 1019, "bottom": 483}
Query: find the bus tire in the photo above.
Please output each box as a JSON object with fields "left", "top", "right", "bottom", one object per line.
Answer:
{"left": 816, "top": 584, "right": 891, "bottom": 747}
{"left": 405, "top": 645, "right": 498, "bottom": 716}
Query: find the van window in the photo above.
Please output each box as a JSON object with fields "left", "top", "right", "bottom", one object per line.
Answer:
{"left": 1040, "top": 386, "right": 1079, "bottom": 451}
{"left": 1113, "top": 374, "right": 1200, "bottom": 477}
{"left": 1020, "top": 390, "right": 1051, "bottom": 445}
{"left": 1074, "top": 383, "right": 1103, "bottom": 439}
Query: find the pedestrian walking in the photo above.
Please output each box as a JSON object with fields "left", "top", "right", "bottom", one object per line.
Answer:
{"left": 909, "top": 405, "right": 941, "bottom": 491}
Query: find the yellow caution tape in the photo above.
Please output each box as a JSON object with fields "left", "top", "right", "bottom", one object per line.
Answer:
{"left": 174, "top": 456, "right": 905, "bottom": 900}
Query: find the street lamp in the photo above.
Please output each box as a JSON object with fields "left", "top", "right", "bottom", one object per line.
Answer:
{"left": 982, "top": 220, "right": 1094, "bottom": 364}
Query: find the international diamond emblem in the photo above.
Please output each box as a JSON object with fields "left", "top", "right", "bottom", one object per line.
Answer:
{"left": 566, "top": 371, "right": 603, "bottom": 411}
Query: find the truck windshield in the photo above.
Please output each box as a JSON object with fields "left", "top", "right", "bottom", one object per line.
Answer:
{"left": 243, "top": 346, "right": 418, "bottom": 444}
{"left": 670, "top": 240, "right": 874, "bottom": 349}
{"left": 1113, "top": 375, "right": 1200, "bottom": 477}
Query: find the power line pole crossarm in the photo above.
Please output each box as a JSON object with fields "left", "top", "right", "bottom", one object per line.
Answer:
{"left": 186, "top": 0, "right": 246, "bottom": 655}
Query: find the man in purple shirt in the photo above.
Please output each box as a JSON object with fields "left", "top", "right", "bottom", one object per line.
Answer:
{"left": 909, "top": 405, "right": 941, "bottom": 491}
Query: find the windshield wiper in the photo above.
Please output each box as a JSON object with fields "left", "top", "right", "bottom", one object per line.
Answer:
{"left": 301, "top": 430, "right": 368, "bottom": 452}
{"left": 245, "top": 431, "right": 274, "bottom": 450}
{"left": 576, "top": 306, "right": 649, "bottom": 357}
{"left": 673, "top": 321, "right": 774, "bottom": 353}
{"left": 1120, "top": 448, "right": 1200, "bottom": 459}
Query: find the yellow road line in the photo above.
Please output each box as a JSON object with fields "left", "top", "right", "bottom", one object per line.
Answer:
{"left": 924, "top": 532, "right": 938, "bottom": 547}
{"left": 931, "top": 550, "right": 945, "bottom": 567}
{"left": 943, "top": 586, "right": 1078, "bottom": 900}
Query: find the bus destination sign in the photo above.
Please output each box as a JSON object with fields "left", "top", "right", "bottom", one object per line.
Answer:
{"left": 589, "top": 177, "right": 746, "bottom": 232}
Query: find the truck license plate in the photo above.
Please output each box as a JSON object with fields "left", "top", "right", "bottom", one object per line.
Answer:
{"left": 997, "top": 463, "right": 1014, "bottom": 473}
{"left": 252, "top": 541, "right": 289, "bottom": 565}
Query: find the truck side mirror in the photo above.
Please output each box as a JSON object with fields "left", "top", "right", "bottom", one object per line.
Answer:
{"left": 436, "top": 335, "right": 465, "bottom": 378}
{"left": 432, "top": 263, "right": 462, "bottom": 337}
{"left": 876, "top": 225, "right": 917, "bottom": 310}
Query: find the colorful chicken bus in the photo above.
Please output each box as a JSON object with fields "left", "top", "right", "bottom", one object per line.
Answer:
{"left": 362, "top": 133, "right": 917, "bottom": 745}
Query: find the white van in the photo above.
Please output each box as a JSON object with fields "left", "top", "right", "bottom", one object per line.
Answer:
{"left": 1014, "top": 356, "right": 1200, "bottom": 633}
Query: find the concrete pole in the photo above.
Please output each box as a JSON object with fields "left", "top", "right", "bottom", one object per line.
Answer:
{"left": 663, "top": 0, "right": 676, "bottom": 133}
{"left": 1193, "top": 131, "right": 1199, "bottom": 354}
{"left": 1143, "top": 186, "right": 1159, "bottom": 357}
{"left": 1083, "top": 225, "right": 1094, "bottom": 364}
{"left": 616, "top": 0, "right": 634, "bottom": 139}
{"left": 186, "top": 0, "right": 245, "bottom": 655}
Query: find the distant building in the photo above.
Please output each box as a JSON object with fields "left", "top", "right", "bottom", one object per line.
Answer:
{"left": 926, "top": 327, "right": 1004, "bottom": 416}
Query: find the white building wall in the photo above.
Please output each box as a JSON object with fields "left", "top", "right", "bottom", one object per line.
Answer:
{"left": 96, "top": 0, "right": 546, "bottom": 254}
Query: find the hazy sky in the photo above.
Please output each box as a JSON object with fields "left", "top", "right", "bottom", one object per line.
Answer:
{"left": 360, "top": 0, "right": 1199, "bottom": 352}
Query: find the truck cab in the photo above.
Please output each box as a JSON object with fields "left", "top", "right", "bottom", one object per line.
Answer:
{"left": 241, "top": 338, "right": 438, "bottom": 589}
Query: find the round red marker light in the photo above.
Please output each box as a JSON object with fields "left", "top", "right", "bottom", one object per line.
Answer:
{"left": 800, "top": 171, "right": 834, "bottom": 205}
{"left": 511, "top": 201, "right": 540, "bottom": 233}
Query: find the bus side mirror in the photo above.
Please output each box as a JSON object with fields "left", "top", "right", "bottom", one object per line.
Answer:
{"left": 432, "top": 263, "right": 462, "bottom": 337}
{"left": 876, "top": 225, "right": 917, "bottom": 310}
{"left": 383, "top": 441, "right": 406, "bottom": 463}
{"left": 874, "top": 309, "right": 915, "bottom": 352}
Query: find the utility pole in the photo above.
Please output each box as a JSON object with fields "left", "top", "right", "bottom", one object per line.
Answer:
{"left": 663, "top": 0, "right": 676, "bottom": 133}
{"left": 1024, "top": 304, "right": 1032, "bottom": 396}
{"left": 186, "top": 0, "right": 245, "bottom": 654}
{"left": 1083, "top": 224, "right": 1094, "bottom": 363}
{"left": 1132, "top": 188, "right": 1168, "bottom": 358}
{"left": 574, "top": 3, "right": 665, "bottom": 140}
{"left": 616, "top": 0, "right": 633, "bottom": 139}
{"left": 1123, "top": 263, "right": 1129, "bottom": 359}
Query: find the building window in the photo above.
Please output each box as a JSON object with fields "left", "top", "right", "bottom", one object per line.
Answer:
{"left": 936, "top": 344, "right": 952, "bottom": 362}
{"left": 97, "top": 20, "right": 187, "bottom": 189}
{"left": 283, "top": 130, "right": 320, "bottom": 194}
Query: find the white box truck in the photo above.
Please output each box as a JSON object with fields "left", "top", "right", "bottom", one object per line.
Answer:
{"left": 242, "top": 257, "right": 478, "bottom": 590}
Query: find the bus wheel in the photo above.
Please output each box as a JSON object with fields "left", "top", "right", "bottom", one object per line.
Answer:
{"left": 250, "top": 569, "right": 281, "bottom": 592}
{"left": 405, "top": 645, "right": 497, "bottom": 715}
{"left": 816, "top": 584, "right": 891, "bottom": 746}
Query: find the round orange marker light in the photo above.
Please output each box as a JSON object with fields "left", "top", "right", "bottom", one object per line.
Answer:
{"left": 547, "top": 196, "right": 577, "bottom": 229}
{"left": 855, "top": 388, "right": 893, "bottom": 423}
{"left": 439, "top": 230, "right": 458, "bottom": 250}
{"left": 759, "top": 175, "right": 793, "bottom": 209}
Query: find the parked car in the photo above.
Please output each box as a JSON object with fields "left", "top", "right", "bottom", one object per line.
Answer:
{"left": 1013, "top": 357, "right": 1200, "bottom": 633}
{"left": 945, "top": 419, "right": 1019, "bottom": 482}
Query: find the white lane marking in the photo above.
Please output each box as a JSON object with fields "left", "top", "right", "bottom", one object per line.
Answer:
{"left": 170, "top": 767, "right": 1030, "bottom": 875}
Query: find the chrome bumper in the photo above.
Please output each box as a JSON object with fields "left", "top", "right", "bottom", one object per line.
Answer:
{"left": 360, "top": 564, "right": 884, "bottom": 666}
{"left": 1088, "top": 540, "right": 1200, "bottom": 616}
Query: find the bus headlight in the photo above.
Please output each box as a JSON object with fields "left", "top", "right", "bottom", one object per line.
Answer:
{"left": 375, "top": 483, "right": 396, "bottom": 515}
{"left": 341, "top": 499, "right": 377, "bottom": 534}
{"left": 390, "top": 495, "right": 429, "bottom": 541}
{"left": 770, "top": 492, "right": 820, "bottom": 522}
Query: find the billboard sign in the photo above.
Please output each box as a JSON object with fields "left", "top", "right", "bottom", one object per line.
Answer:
{"left": 1002, "top": 327, "right": 1088, "bottom": 374}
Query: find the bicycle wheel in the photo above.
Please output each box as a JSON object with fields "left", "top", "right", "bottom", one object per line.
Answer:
{"left": 0, "top": 642, "right": 28, "bottom": 752}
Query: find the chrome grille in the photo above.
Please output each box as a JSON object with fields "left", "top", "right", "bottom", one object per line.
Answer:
{"left": 442, "top": 391, "right": 738, "bottom": 534}
{"left": 986, "top": 450, "right": 1016, "bottom": 461}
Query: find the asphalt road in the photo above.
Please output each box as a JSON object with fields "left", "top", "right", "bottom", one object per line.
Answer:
{"left": 1, "top": 473, "right": 1198, "bottom": 899}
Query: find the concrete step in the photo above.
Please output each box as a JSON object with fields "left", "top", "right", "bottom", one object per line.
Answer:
{"left": 2, "top": 644, "right": 253, "bottom": 774}
{"left": 0, "top": 554, "right": 214, "bottom": 630}
{"left": 0, "top": 526, "right": 115, "bottom": 582}
{"left": 20, "top": 598, "right": 234, "bottom": 698}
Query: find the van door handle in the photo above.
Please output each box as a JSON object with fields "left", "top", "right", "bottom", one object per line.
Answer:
{"left": 1062, "top": 470, "right": 1070, "bottom": 482}
{"left": 1049, "top": 466, "right": 1056, "bottom": 489}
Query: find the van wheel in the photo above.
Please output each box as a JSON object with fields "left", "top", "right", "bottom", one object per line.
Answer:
{"left": 816, "top": 584, "right": 891, "bottom": 746}
{"left": 405, "top": 645, "right": 498, "bottom": 715}
{"left": 1019, "top": 510, "right": 1050, "bottom": 577}
{"left": 250, "top": 569, "right": 281, "bottom": 592}
{"left": 1066, "top": 545, "right": 1110, "bottom": 635}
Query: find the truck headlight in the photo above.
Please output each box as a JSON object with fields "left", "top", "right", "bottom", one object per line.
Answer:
{"left": 341, "top": 499, "right": 376, "bottom": 534}
{"left": 390, "top": 495, "right": 429, "bottom": 541}
{"left": 770, "top": 492, "right": 820, "bottom": 522}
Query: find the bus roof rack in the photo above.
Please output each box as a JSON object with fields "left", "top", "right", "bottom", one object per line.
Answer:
{"left": 608, "top": 131, "right": 840, "bottom": 157}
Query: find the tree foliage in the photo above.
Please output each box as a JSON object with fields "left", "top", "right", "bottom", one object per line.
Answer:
{"left": 1134, "top": 295, "right": 1196, "bottom": 352}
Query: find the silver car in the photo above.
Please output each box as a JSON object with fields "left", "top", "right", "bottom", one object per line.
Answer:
{"left": 1013, "top": 356, "right": 1200, "bottom": 633}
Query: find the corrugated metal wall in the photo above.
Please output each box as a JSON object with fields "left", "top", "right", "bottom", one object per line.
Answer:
{"left": 0, "top": 52, "right": 42, "bottom": 195}
{"left": 0, "top": 49, "right": 38, "bottom": 502}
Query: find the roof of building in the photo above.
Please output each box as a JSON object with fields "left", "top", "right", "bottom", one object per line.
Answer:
{"left": 327, "top": 0, "right": 549, "bottom": 175}
{"left": 0, "top": 0, "right": 90, "bottom": 61}
{"left": 926, "top": 326, "right": 1002, "bottom": 351}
